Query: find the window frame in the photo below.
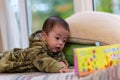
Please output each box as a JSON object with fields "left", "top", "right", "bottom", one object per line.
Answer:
{"left": 73, "top": 0, "right": 94, "bottom": 13}
{"left": 0, "top": 0, "right": 94, "bottom": 50}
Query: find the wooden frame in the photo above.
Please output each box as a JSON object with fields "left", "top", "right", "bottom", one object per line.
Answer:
{"left": 0, "top": 26, "right": 3, "bottom": 51}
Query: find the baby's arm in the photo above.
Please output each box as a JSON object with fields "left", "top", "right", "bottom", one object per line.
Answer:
{"left": 28, "top": 47, "right": 63, "bottom": 73}
{"left": 59, "top": 61, "right": 71, "bottom": 73}
{"left": 57, "top": 52, "right": 71, "bottom": 73}
{"left": 59, "top": 61, "right": 68, "bottom": 68}
{"left": 28, "top": 47, "right": 70, "bottom": 73}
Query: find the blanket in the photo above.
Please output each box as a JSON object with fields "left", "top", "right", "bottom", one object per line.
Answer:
{"left": 0, "top": 71, "right": 79, "bottom": 80}
{"left": 0, "top": 65, "right": 120, "bottom": 80}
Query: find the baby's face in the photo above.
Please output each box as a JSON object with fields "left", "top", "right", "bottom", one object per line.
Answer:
{"left": 45, "top": 25, "right": 69, "bottom": 53}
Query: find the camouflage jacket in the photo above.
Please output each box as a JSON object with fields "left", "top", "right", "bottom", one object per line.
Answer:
{"left": 0, "top": 30, "right": 68, "bottom": 73}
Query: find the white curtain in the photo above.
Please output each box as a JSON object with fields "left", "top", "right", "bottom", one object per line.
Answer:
{"left": 74, "top": 0, "right": 93, "bottom": 13}
{"left": 0, "top": 0, "right": 29, "bottom": 51}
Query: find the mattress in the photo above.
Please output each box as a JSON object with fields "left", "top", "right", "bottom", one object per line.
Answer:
{"left": 0, "top": 71, "right": 79, "bottom": 80}
{"left": 0, "top": 65, "right": 119, "bottom": 80}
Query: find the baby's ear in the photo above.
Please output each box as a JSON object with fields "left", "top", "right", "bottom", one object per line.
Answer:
{"left": 41, "top": 31, "right": 47, "bottom": 39}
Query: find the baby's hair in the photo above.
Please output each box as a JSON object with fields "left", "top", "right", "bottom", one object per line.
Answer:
{"left": 42, "top": 16, "right": 70, "bottom": 34}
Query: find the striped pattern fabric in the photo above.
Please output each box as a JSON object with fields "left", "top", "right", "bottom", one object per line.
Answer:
{"left": 0, "top": 72, "right": 80, "bottom": 80}
{"left": 0, "top": 64, "right": 120, "bottom": 80}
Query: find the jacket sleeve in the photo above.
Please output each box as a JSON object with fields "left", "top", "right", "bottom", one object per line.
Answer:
{"left": 27, "top": 47, "right": 63, "bottom": 73}
{"left": 57, "top": 52, "right": 69, "bottom": 67}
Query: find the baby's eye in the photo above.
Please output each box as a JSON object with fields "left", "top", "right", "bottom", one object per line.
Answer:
{"left": 55, "top": 37, "right": 60, "bottom": 40}
{"left": 63, "top": 40, "right": 67, "bottom": 43}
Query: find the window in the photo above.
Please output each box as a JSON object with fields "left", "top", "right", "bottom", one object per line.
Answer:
{"left": 0, "top": 0, "right": 94, "bottom": 50}
{"left": 9, "top": 0, "right": 29, "bottom": 48}
{"left": 30, "top": 0, "right": 74, "bottom": 32}
{"left": 94, "top": 0, "right": 120, "bottom": 15}
{"left": 0, "top": 0, "right": 29, "bottom": 50}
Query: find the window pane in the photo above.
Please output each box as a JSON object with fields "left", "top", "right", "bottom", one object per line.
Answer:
{"left": 9, "top": 0, "right": 20, "bottom": 27}
{"left": 31, "top": 0, "right": 74, "bottom": 32}
{"left": 94, "top": 0, "right": 120, "bottom": 15}
{"left": 9, "top": 0, "right": 29, "bottom": 48}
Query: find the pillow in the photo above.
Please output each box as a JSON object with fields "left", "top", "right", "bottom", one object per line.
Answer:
{"left": 63, "top": 43, "right": 95, "bottom": 66}
{"left": 66, "top": 11, "right": 120, "bottom": 45}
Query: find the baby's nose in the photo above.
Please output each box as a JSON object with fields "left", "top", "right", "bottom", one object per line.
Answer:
{"left": 59, "top": 40, "right": 63, "bottom": 45}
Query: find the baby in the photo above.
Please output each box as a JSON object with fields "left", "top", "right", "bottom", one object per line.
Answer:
{"left": 0, "top": 16, "right": 70, "bottom": 73}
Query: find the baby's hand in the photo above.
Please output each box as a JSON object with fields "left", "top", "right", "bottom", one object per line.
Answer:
{"left": 59, "top": 61, "right": 71, "bottom": 73}
{"left": 59, "top": 67, "right": 71, "bottom": 73}
{"left": 59, "top": 61, "right": 68, "bottom": 68}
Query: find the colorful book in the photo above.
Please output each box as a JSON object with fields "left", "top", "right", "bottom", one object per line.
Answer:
{"left": 74, "top": 44, "right": 120, "bottom": 77}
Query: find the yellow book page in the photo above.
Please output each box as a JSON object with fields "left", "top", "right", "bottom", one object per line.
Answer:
{"left": 75, "top": 44, "right": 120, "bottom": 76}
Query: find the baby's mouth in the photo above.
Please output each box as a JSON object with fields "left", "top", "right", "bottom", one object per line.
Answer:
{"left": 52, "top": 47, "right": 61, "bottom": 52}
{"left": 56, "top": 47, "right": 61, "bottom": 50}
{"left": 57, "top": 47, "right": 60, "bottom": 49}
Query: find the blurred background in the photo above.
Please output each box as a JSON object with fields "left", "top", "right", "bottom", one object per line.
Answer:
{"left": 0, "top": 0, "right": 120, "bottom": 51}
